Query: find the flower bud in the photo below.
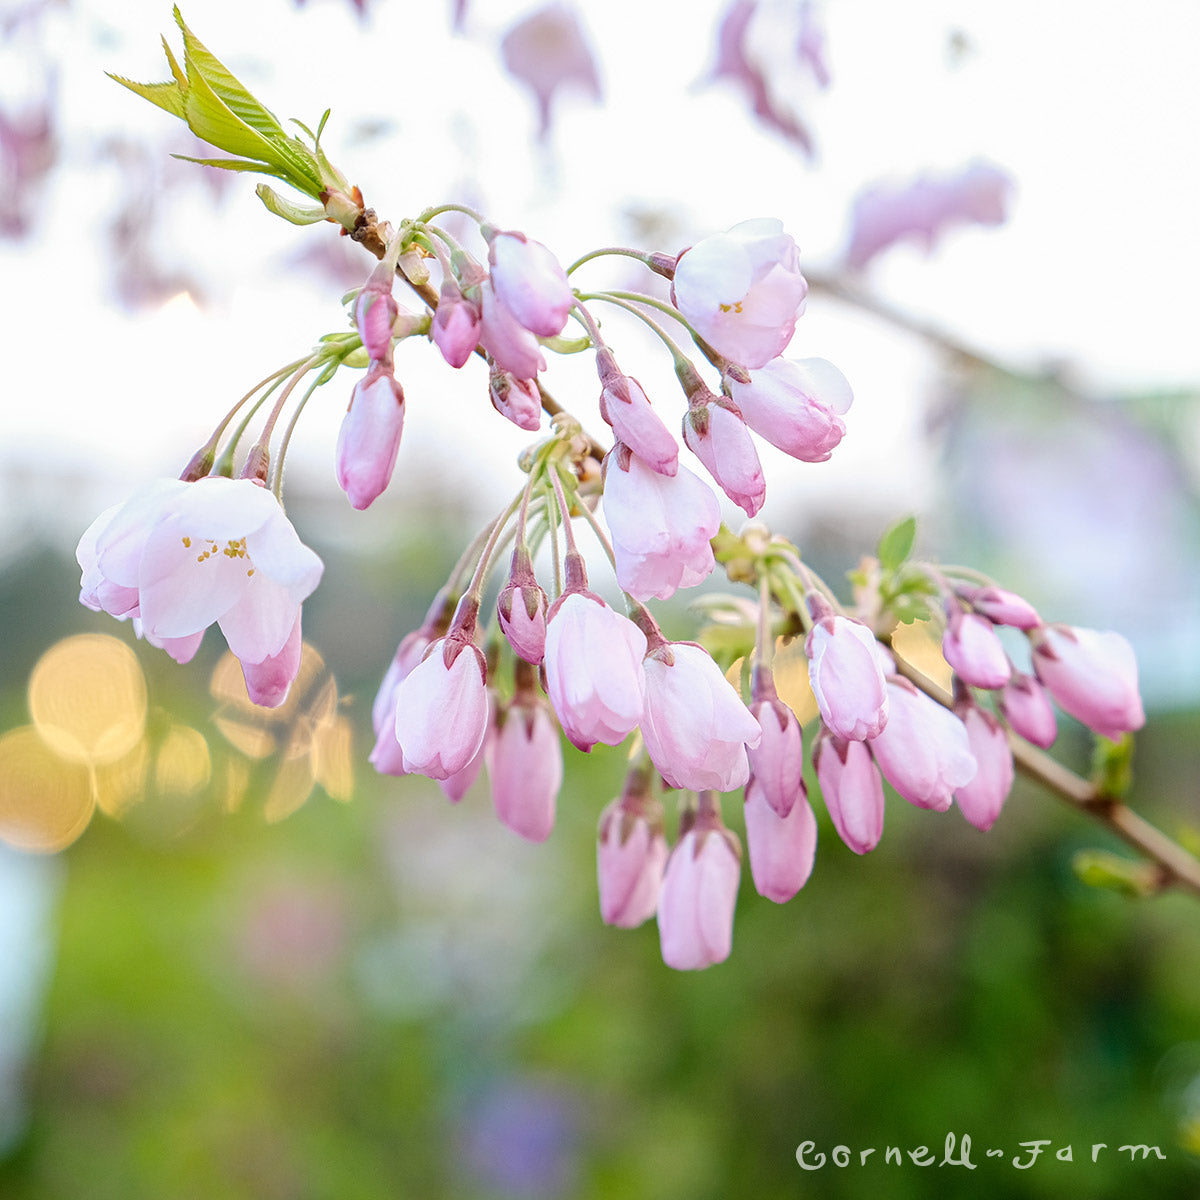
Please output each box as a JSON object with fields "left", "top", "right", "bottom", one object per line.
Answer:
{"left": 488, "top": 367, "right": 542, "bottom": 432}
{"left": 806, "top": 613, "right": 889, "bottom": 741}
{"left": 354, "top": 285, "right": 399, "bottom": 363}
{"left": 813, "top": 733, "right": 885, "bottom": 854}
{"left": 743, "top": 779, "right": 817, "bottom": 903}
{"left": 478, "top": 279, "right": 546, "bottom": 379}
{"left": 598, "top": 370, "right": 678, "bottom": 476}
{"left": 497, "top": 549, "right": 548, "bottom": 664}
{"left": 597, "top": 782, "right": 668, "bottom": 928}
{"left": 963, "top": 585, "right": 1041, "bottom": 629}
{"left": 487, "top": 693, "right": 562, "bottom": 842}
{"left": 942, "top": 610, "right": 1011, "bottom": 690}
{"left": 953, "top": 704, "right": 1014, "bottom": 831}
{"left": 336, "top": 365, "right": 405, "bottom": 510}
{"left": 432, "top": 278, "right": 482, "bottom": 368}
{"left": 999, "top": 671, "right": 1057, "bottom": 748}
{"left": 682, "top": 395, "right": 766, "bottom": 516}
{"left": 487, "top": 229, "right": 573, "bottom": 337}
{"left": 747, "top": 670, "right": 805, "bottom": 817}
{"left": 1031, "top": 625, "right": 1145, "bottom": 741}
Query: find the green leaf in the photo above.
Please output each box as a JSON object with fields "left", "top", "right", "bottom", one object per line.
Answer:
{"left": 106, "top": 73, "right": 186, "bottom": 119}
{"left": 1072, "top": 849, "right": 1157, "bottom": 898}
{"left": 173, "top": 154, "right": 290, "bottom": 180}
{"left": 256, "top": 183, "right": 327, "bottom": 225}
{"left": 877, "top": 515, "right": 917, "bottom": 573}
{"left": 1090, "top": 733, "right": 1135, "bottom": 799}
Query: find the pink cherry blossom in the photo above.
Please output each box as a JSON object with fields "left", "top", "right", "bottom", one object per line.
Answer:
{"left": 813, "top": 733, "right": 885, "bottom": 854}
{"left": 964, "top": 585, "right": 1041, "bottom": 630}
{"left": 725, "top": 356, "right": 852, "bottom": 462}
{"left": 602, "top": 447, "right": 719, "bottom": 602}
{"left": 805, "top": 614, "right": 889, "bottom": 741}
{"left": 496, "top": 551, "right": 548, "bottom": 664}
{"left": 999, "top": 671, "right": 1057, "bottom": 748}
{"left": 438, "top": 688, "right": 494, "bottom": 802}
{"left": 868, "top": 680, "right": 976, "bottom": 811}
{"left": 370, "top": 623, "right": 445, "bottom": 777}
{"left": 336, "top": 365, "right": 405, "bottom": 510}
{"left": 596, "top": 790, "right": 668, "bottom": 928}
{"left": 486, "top": 695, "right": 563, "bottom": 842}
{"left": 488, "top": 368, "right": 542, "bottom": 432}
{"left": 354, "top": 284, "right": 398, "bottom": 363}
{"left": 953, "top": 705, "right": 1014, "bottom": 832}
{"left": 682, "top": 396, "right": 766, "bottom": 516}
{"left": 640, "top": 641, "right": 762, "bottom": 792}
{"left": 743, "top": 779, "right": 817, "bottom": 903}
{"left": 671, "top": 218, "right": 808, "bottom": 368}
{"left": 747, "top": 672, "right": 805, "bottom": 817}
{"left": 543, "top": 590, "right": 646, "bottom": 751}
{"left": 657, "top": 805, "right": 742, "bottom": 971}
{"left": 240, "top": 615, "right": 302, "bottom": 708}
{"left": 1031, "top": 625, "right": 1145, "bottom": 741}
{"left": 478, "top": 279, "right": 546, "bottom": 379}
{"left": 432, "top": 278, "right": 482, "bottom": 368}
{"left": 598, "top": 374, "right": 679, "bottom": 476}
{"left": 487, "top": 230, "right": 573, "bottom": 337}
{"left": 942, "top": 611, "right": 1011, "bottom": 690}
{"left": 392, "top": 637, "right": 490, "bottom": 780}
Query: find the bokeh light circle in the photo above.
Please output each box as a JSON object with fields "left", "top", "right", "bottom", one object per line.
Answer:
{"left": 0, "top": 726, "right": 95, "bottom": 853}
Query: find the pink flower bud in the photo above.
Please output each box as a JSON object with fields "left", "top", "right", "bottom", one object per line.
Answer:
{"left": 1031, "top": 625, "right": 1145, "bottom": 741}
{"left": 488, "top": 368, "right": 543, "bottom": 432}
{"left": 999, "top": 671, "right": 1057, "bottom": 748}
{"left": 497, "top": 551, "right": 548, "bottom": 664}
{"left": 596, "top": 785, "right": 667, "bottom": 928}
{"left": 942, "top": 611, "right": 1011, "bottom": 690}
{"left": 370, "top": 619, "right": 449, "bottom": 777}
{"left": 432, "top": 278, "right": 482, "bottom": 368}
{"left": 438, "top": 689, "right": 494, "bottom": 802}
{"left": 640, "top": 642, "right": 762, "bottom": 792}
{"left": 724, "top": 356, "right": 852, "bottom": 462}
{"left": 743, "top": 779, "right": 817, "bottom": 903}
{"left": 543, "top": 590, "right": 646, "bottom": 751}
{"left": 657, "top": 802, "right": 741, "bottom": 970}
{"left": 486, "top": 695, "right": 563, "bottom": 842}
{"left": 813, "top": 733, "right": 885, "bottom": 854}
{"left": 747, "top": 672, "right": 805, "bottom": 817}
{"left": 478, "top": 279, "right": 546, "bottom": 379}
{"left": 806, "top": 615, "right": 889, "bottom": 741}
{"left": 487, "top": 229, "right": 573, "bottom": 337}
{"left": 964, "top": 585, "right": 1041, "bottom": 629}
{"left": 602, "top": 448, "right": 719, "bottom": 602}
{"left": 683, "top": 396, "right": 766, "bottom": 516}
{"left": 598, "top": 374, "right": 678, "bottom": 476}
{"left": 868, "top": 680, "right": 976, "bottom": 811}
{"left": 239, "top": 615, "right": 302, "bottom": 708}
{"left": 336, "top": 365, "right": 405, "bottom": 510}
{"left": 953, "top": 705, "right": 1014, "bottom": 832}
{"left": 354, "top": 286, "right": 399, "bottom": 363}
{"left": 393, "top": 637, "right": 490, "bottom": 779}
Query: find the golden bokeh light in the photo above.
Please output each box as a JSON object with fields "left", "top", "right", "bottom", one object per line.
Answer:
{"left": 29, "top": 634, "right": 147, "bottom": 765}
{"left": 314, "top": 715, "right": 355, "bottom": 804}
{"left": 92, "top": 740, "right": 150, "bottom": 819}
{"left": 891, "top": 620, "right": 954, "bottom": 692}
{"left": 154, "top": 725, "right": 212, "bottom": 798}
{"left": 0, "top": 726, "right": 95, "bottom": 853}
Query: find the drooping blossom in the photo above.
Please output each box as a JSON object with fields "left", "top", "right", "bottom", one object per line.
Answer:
{"left": 478, "top": 279, "right": 546, "bottom": 379}
{"left": 488, "top": 367, "right": 542, "bottom": 432}
{"left": 743, "top": 779, "right": 817, "bottom": 903}
{"left": 438, "top": 688, "right": 494, "bottom": 803}
{"left": 336, "top": 364, "right": 405, "bottom": 509}
{"left": 487, "top": 229, "right": 573, "bottom": 337}
{"left": 657, "top": 797, "right": 741, "bottom": 970}
{"left": 543, "top": 588, "right": 646, "bottom": 752}
{"left": 868, "top": 679, "right": 976, "bottom": 811}
{"left": 596, "top": 773, "right": 668, "bottom": 928}
{"left": 963, "top": 585, "right": 1041, "bottom": 630}
{"left": 682, "top": 395, "right": 766, "bottom": 516}
{"left": 496, "top": 547, "right": 548, "bottom": 664}
{"left": 353, "top": 278, "right": 399, "bottom": 364}
{"left": 813, "top": 733, "right": 885, "bottom": 854}
{"left": 805, "top": 610, "right": 889, "bottom": 741}
{"left": 999, "top": 671, "right": 1057, "bottom": 749}
{"left": 602, "top": 446, "right": 719, "bottom": 602}
{"left": 432, "top": 276, "right": 481, "bottom": 368}
{"left": 942, "top": 610, "right": 1011, "bottom": 690}
{"left": 671, "top": 218, "right": 808, "bottom": 368}
{"left": 487, "top": 689, "right": 562, "bottom": 842}
{"left": 499, "top": 2, "right": 602, "bottom": 139}
{"left": 1031, "top": 625, "right": 1145, "bottom": 741}
{"left": 724, "top": 356, "right": 851, "bottom": 462}
{"left": 639, "top": 640, "right": 762, "bottom": 793}
{"left": 597, "top": 367, "right": 678, "bottom": 476}
{"left": 953, "top": 704, "right": 1014, "bottom": 832}
{"left": 747, "top": 668, "right": 805, "bottom": 817}
{"left": 240, "top": 615, "right": 302, "bottom": 708}
{"left": 77, "top": 477, "right": 324, "bottom": 698}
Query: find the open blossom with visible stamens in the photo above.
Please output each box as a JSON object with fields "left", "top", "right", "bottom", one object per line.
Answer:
{"left": 942, "top": 610, "right": 1011, "bottom": 690}
{"left": 671, "top": 218, "right": 808, "bottom": 368}
{"left": 478, "top": 279, "right": 547, "bottom": 379}
{"left": 602, "top": 447, "right": 719, "bottom": 602}
{"left": 598, "top": 374, "right": 679, "bottom": 476}
{"left": 813, "top": 733, "right": 885, "bottom": 854}
{"left": 1031, "top": 625, "right": 1145, "bottom": 741}
{"left": 640, "top": 641, "right": 762, "bottom": 792}
{"left": 682, "top": 395, "right": 766, "bottom": 516}
{"left": 487, "top": 693, "right": 562, "bottom": 842}
{"left": 76, "top": 476, "right": 324, "bottom": 695}
{"left": 999, "top": 671, "right": 1057, "bottom": 748}
{"left": 487, "top": 229, "right": 573, "bottom": 337}
{"left": 743, "top": 779, "right": 817, "bottom": 903}
{"left": 725, "top": 356, "right": 852, "bottom": 462}
{"left": 953, "top": 704, "right": 1014, "bottom": 831}
{"left": 596, "top": 784, "right": 668, "bottom": 928}
{"left": 336, "top": 364, "right": 405, "bottom": 510}
{"left": 806, "top": 613, "right": 889, "bottom": 741}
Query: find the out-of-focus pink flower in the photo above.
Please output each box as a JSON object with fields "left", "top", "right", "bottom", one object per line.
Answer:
{"left": 487, "top": 230, "right": 573, "bottom": 337}
{"left": 963, "top": 585, "right": 1041, "bottom": 630}
{"left": 813, "top": 733, "right": 885, "bottom": 854}
{"left": 747, "top": 670, "right": 805, "bottom": 817}
{"left": 602, "top": 447, "right": 719, "bottom": 602}
{"left": 596, "top": 782, "right": 668, "bottom": 928}
{"left": 598, "top": 374, "right": 678, "bottom": 476}
{"left": 499, "top": 2, "right": 602, "bottom": 140}
{"left": 478, "top": 279, "right": 546, "bottom": 379}
{"left": 432, "top": 277, "right": 482, "bottom": 368}
{"left": 640, "top": 641, "right": 762, "bottom": 792}
{"left": 657, "top": 799, "right": 741, "bottom": 970}
{"left": 487, "top": 694, "right": 563, "bottom": 842}
{"left": 393, "top": 636, "right": 490, "bottom": 779}
{"left": 336, "top": 365, "right": 405, "bottom": 509}
{"left": 999, "top": 671, "right": 1057, "bottom": 748}
{"left": 497, "top": 549, "right": 548, "bottom": 664}
{"left": 77, "top": 477, "right": 324, "bottom": 681}
{"left": 671, "top": 218, "right": 808, "bottom": 368}
{"left": 844, "top": 159, "right": 1013, "bottom": 272}
{"left": 682, "top": 396, "right": 766, "bottom": 516}
{"left": 1031, "top": 625, "right": 1145, "bottom": 741}
{"left": 806, "top": 613, "right": 889, "bottom": 741}
{"left": 743, "top": 779, "right": 817, "bottom": 903}
{"left": 942, "top": 611, "right": 1011, "bottom": 690}
{"left": 0, "top": 103, "right": 56, "bottom": 241}
{"left": 240, "top": 615, "right": 302, "bottom": 708}
{"left": 543, "top": 590, "right": 646, "bottom": 751}
{"left": 725, "top": 356, "right": 851, "bottom": 462}
{"left": 953, "top": 705, "right": 1014, "bottom": 831}
{"left": 488, "top": 368, "right": 543, "bottom": 432}
{"left": 868, "top": 679, "right": 976, "bottom": 811}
